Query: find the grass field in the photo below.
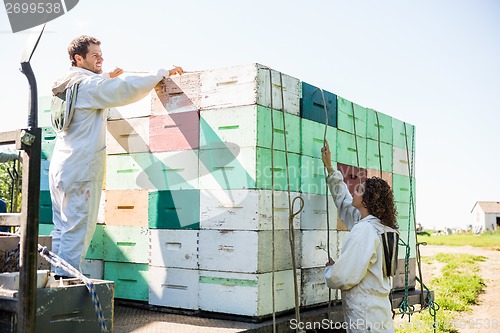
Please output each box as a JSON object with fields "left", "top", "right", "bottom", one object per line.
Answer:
{"left": 395, "top": 253, "right": 486, "bottom": 333}
{"left": 417, "top": 230, "right": 500, "bottom": 249}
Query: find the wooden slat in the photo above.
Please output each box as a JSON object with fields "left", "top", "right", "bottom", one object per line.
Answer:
{"left": 0, "top": 130, "right": 20, "bottom": 145}
{"left": 0, "top": 213, "right": 21, "bottom": 226}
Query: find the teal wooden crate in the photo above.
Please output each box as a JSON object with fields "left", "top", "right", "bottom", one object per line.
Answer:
{"left": 86, "top": 224, "right": 105, "bottom": 260}
{"left": 199, "top": 147, "right": 301, "bottom": 191}
{"left": 392, "top": 174, "right": 416, "bottom": 204}
{"left": 38, "top": 223, "right": 54, "bottom": 236}
{"left": 39, "top": 190, "right": 52, "bottom": 224}
{"left": 300, "top": 155, "right": 327, "bottom": 194}
{"left": 103, "top": 226, "right": 149, "bottom": 263}
{"left": 337, "top": 97, "right": 367, "bottom": 138}
{"left": 106, "top": 151, "right": 199, "bottom": 190}
{"left": 366, "top": 139, "right": 393, "bottom": 172}
{"left": 104, "top": 261, "right": 149, "bottom": 301}
{"left": 148, "top": 190, "right": 200, "bottom": 229}
{"left": 392, "top": 118, "right": 415, "bottom": 150}
{"left": 366, "top": 109, "right": 393, "bottom": 144}
{"left": 300, "top": 82, "right": 337, "bottom": 126}
{"left": 41, "top": 126, "right": 56, "bottom": 160}
{"left": 199, "top": 105, "right": 301, "bottom": 153}
{"left": 300, "top": 119, "right": 337, "bottom": 159}
{"left": 336, "top": 130, "right": 367, "bottom": 168}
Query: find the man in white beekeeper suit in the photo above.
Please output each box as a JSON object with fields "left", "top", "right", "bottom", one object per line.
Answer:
{"left": 321, "top": 141, "right": 399, "bottom": 333}
{"left": 49, "top": 35, "right": 183, "bottom": 279}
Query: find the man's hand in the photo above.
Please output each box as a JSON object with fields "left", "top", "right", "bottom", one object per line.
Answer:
{"left": 169, "top": 66, "right": 184, "bottom": 77}
{"left": 325, "top": 257, "right": 335, "bottom": 267}
{"left": 321, "top": 140, "right": 334, "bottom": 174}
{"left": 109, "top": 67, "right": 124, "bottom": 78}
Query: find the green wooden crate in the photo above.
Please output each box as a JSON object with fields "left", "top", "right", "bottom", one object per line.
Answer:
{"left": 199, "top": 147, "right": 301, "bottom": 191}
{"left": 336, "top": 130, "right": 367, "bottom": 168}
{"left": 85, "top": 224, "right": 105, "bottom": 260}
{"left": 366, "top": 109, "right": 393, "bottom": 144}
{"left": 337, "top": 97, "right": 367, "bottom": 138}
{"left": 199, "top": 105, "right": 300, "bottom": 153}
{"left": 392, "top": 174, "right": 416, "bottom": 204}
{"left": 392, "top": 118, "right": 415, "bottom": 150}
{"left": 38, "top": 95, "right": 52, "bottom": 128}
{"left": 104, "top": 261, "right": 149, "bottom": 301}
{"left": 395, "top": 202, "right": 416, "bottom": 231}
{"left": 300, "top": 119, "right": 337, "bottom": 159}
{"left": 398, "top": 229, "right": 416, "bottom": 259}
{"left": 148, "top": 190, "right": 200, "bottom": 229}
{"left": 256, "top": 148, "right": 301, "bottom": 192}
{"left": 366, "top": 139, "right": 393, "bottom": 172}
{"left": 106, "top": 152, "right": 199, "bottom": 191}
{"left": 39, "top": 190, "right": 52, "bottom": 224}
{"left": 300, "top": 82, "right": 337, "bottom": 126}
{"left": 300, "top": 155, "right": 327, "bottom": 194}
{"left": 103, "top": 226, "right": 149, "bottom": 263}
{"left": 41, "top": 126, "right": 56, "bottom": 160}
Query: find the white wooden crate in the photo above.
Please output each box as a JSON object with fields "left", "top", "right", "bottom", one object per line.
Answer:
{"left": 107, "top": 117, "right": 150, "bottom": 155}
{"left": 81, "top": 259, "right": 103, "bottom": 279}
{"left": 198, "top": 269, "right": 300, "bottom": 317}
{"left": 199, "top": 230, "right": 301, "bottom": 273}
{"left": 200, "top": 63, "right": 300, "bottom": 115}
{"left": 393, "top": 146, "right": 410, "bottom": 176}
{"left": 151, "top": 72, "right": 201, "bottom": 114}
{"left": 300, "top": 193, "right": 338, "bottom": 230}
{"left": 149, "top": 266, "right": 199, "bottom": 309}
{"left": 199, "top": 189, "right": 300, "bottom": 230}
{"left": 149, "top": 229, "right": 198, "bottom": 269}
{"left": 300, "top": 230, "right": 338, "bottom": 269}
{"left": 108, "top": 89, "right": 153, "bottom": 120}
{"left": 97, "top": 190, "right": 105, "bottom": 224}
{"left": 301, "top": 266, "right": 338, "bottom": 306}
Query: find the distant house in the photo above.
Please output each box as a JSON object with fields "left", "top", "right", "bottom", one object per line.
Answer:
{"left": 471, "top": 201, "right": 500, "bottom": 232}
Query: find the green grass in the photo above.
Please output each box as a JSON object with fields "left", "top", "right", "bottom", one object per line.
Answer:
{"left": 395, "top": 253, "right": 486, "bottom": 333}
{"left": 417, "top": 230, "right": 500, "bottom": 249}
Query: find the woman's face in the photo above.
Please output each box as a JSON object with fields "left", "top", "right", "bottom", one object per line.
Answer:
{"left": 352, "top": 184, "right": 365, "bottom": 210}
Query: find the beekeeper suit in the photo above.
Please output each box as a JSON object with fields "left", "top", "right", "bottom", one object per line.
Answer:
{"left": 49, "top": 66, "right": 170, "bottom": 277}
{"left": 324, "top": 170, "right": 395, "bottom": 333}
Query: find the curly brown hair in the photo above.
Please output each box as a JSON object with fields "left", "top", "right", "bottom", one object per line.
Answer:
{"left": 361, "top": 177, "right": 398, "bottom": 229}
{"left": 68, "top": 35, "right": 101, "bottom": 66}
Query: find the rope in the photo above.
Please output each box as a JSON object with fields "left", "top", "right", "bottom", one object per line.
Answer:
{"left": 374, "top": 111, "right": 383, "bottom": 176}
{"left": 38, "top": 245, "right": 109, "bottom": 333}
{"left": 3, "top": 243, "right": 20, "bottom": 267}
{"left": 266, "top": 68, "right": 277, "bottom": 333}
{"left": 350, "top": 103, "right": 361, "bottom": 184}
{"left": 279, "top": 72, "right": 303, "bottom": 330}
{"left": 317, "top": 88, "right": 335, "bottom": 315}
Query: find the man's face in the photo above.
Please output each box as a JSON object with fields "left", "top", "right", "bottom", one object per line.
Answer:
{"left": 76, "top": 43, "right": 103, "bottom": 74}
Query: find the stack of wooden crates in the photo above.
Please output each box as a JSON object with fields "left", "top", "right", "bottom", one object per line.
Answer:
{"left": 37, "top": 63, "right": 416, "bottom": 319}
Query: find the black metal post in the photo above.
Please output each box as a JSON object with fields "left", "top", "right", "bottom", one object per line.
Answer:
{"left": 18, "top": 61, "right": 41, "bottom": 333}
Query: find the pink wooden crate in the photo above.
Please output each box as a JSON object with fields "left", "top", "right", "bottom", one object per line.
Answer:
{"left": 149, "top": 111, "right": 200, "bottom": 152}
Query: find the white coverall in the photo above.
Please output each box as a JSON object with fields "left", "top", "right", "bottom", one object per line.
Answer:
{"left": 49, "top": 67, "right": 168, "bottom": 276}
{"left": 324, "top": 170, "right": 395, "bottom": 333}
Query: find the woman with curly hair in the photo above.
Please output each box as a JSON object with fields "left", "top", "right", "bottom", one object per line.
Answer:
{"left": 321, "top": 140, "right": 398, "bottom": 333}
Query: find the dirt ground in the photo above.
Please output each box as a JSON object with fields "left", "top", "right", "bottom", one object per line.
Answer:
{"left": 418, "top": 245, "right": 500, "bottom": 333}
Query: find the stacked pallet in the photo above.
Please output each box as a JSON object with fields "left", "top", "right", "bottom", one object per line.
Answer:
{"left": 37, "top": 63, "right": 417, "bottom": 319}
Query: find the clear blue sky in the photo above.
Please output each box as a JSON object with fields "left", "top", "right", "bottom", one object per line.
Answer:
{"left": 1, "top": 0, "right": 499, "bottom": 229}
